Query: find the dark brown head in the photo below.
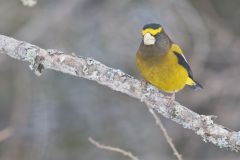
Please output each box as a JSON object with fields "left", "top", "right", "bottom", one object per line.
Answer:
{"left": 140, "top": 23, "right": 171, "bottom": 56}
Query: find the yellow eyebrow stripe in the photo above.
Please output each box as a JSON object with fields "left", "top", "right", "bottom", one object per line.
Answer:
{"left": 142, "top": 27, "right": 162, "bottom": 36}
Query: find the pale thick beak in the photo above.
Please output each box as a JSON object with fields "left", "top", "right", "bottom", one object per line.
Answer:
{"left": 143, "top": 33, "right": 156, "bottom": 45}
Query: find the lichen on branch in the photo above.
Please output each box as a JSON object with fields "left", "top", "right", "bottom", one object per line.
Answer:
{"left": 0, "top": 34, "right": 240, "bottom": 151}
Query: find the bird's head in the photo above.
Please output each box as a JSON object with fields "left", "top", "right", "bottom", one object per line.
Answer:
{"left": 140, "top": 23, "right": 171, "bottom": 55}
{"left": 141, "top": 23, "right": 162, "bottom": 45}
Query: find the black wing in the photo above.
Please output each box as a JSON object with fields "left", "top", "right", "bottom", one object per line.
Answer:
{"left": 173, "top": 51, "right": 193, "bottom": 79}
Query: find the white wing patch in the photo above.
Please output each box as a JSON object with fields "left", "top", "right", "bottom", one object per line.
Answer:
{"left": 181, "top": 53, "right": 188, "bottom": 63}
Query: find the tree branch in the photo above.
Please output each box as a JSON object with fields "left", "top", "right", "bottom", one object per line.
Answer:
{"left": 89, "top": 137, "right": 139, "bottom": 160}
{"left": 148, "top": 108, "right": 183, "bottom": 160}
{"left": 0, "top": 34, "right": 240, "bottom": 151}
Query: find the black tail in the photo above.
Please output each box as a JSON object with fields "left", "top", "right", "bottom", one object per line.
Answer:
{"left": 188, "top": 81, "right": 203, "bottom": 91}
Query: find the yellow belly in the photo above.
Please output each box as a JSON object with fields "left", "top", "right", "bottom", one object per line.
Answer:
{"left": 136, "top": 53, "right": 188, "bottom": 93}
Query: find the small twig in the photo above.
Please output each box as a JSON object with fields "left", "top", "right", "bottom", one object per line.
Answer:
{"left": 0, "top": 127, "right": 14, "bottom": 142}
{"left": 148, "top": 108, "right": 183, "bottom": 160}
{"left": 89, "top": 137, "right": 139, "bottom": 160}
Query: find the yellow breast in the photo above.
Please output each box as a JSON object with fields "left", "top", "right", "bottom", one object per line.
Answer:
{"left": 136, "top": 49, "right": 188, "bottom": 93}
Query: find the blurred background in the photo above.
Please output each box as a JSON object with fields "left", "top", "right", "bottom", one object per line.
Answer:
{"left": 0, "top": 0, "right": 240, "bottom": 159}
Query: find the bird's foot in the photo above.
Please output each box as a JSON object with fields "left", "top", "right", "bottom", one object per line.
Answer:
{"left": 140, "top": 79, "right": 149, "bottom": 90}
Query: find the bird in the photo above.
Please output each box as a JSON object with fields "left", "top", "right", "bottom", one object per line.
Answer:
{"left": 136, "top": 23, "right": 202, "bottom": 105}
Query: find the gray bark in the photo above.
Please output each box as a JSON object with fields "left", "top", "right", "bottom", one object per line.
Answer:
{"left": 0, "top": 34, "right": 239, "bottom": 151}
